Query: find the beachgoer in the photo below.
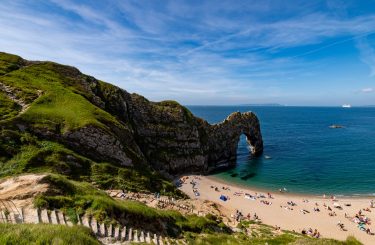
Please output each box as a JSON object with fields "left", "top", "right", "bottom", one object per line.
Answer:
{"left": 247, "top": 213, "right": 251, "bottom": 219}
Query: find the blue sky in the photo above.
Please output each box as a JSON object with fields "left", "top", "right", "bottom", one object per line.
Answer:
{"left": 1, "top": 0, "right": 375, "bottom": 105}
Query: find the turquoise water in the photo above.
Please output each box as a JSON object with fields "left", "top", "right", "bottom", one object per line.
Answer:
{"left": 187, "top": 106, "right": 375, "bottom": 196}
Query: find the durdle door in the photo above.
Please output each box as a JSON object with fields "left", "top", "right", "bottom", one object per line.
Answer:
{"left": 205, "top": 111, "right": 263, "bottom": 172}
{"left": 129, "top": 91, "right": 264, "bottom": 174}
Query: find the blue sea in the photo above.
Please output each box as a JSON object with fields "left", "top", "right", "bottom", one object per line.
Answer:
{"left": 187, "top": 106, "right": 375, "bottom": 196}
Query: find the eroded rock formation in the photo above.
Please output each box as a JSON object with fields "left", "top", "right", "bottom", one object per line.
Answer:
{"left": 96, "top": 91, "right": 264, "bottom": 175}
{"left": 204, "top": 111, "right": 263, "bottom": 172}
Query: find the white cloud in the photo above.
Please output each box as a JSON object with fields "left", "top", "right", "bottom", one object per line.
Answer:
{"left": 356, "top": 38, "right": 375, "bottom": 77}
{"left": 1, "top": 0, "right": 375, "bottom": 105}
{"left": 361, "top": 88, "right": 374, "bottom": 93}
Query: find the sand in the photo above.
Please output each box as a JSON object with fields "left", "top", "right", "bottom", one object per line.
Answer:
{"left": 178, "top": 175, "right": 375, "bottom": 245}
{"left": 0, "top": 174, "right": 48, "bottom": 207}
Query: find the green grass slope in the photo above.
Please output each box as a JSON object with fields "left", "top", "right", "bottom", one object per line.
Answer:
{"left": 0, "top": 223, "right": 99, "bottom": 245}
{"left": 33, "top": 174, "right": 222, "bottom": 236}
{"left": 0, "top": 61, "right": 122, "bottom": 132}
{"left": 0, "top": 52, "right": 24, "bottom": 75}
{"left": 0, "top": 90, "right": 20, "bottom": 120}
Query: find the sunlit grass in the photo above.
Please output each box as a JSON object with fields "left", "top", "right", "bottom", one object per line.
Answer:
{"left": 0, "top": 223, "right": 99, "bottom": 245}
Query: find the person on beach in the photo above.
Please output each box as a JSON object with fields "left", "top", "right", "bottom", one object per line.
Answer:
{"left": 246, "top": 213, "right": 251, "bottom": 220}
{"left": 337, "top": 221, "right": 345, "bottom": 231}
{"left": 253, "top": 213, "right": 258, "bottom": 220}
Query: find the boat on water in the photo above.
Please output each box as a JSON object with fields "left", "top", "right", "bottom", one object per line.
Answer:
{"left": 342, "top": 104, "right": 351, "bottom": 108}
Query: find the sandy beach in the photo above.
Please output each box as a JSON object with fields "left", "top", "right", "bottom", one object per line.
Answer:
{"left": 178, "top": 175, "right": 375, "bottom": 245}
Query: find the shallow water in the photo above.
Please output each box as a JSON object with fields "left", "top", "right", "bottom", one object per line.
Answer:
{"left": 187, "top": 106, "right": 375, "bottom": 196}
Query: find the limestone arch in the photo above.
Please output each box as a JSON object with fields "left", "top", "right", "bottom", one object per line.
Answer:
{"left": 206, "top": 111, "right": 263, "bottom": 172}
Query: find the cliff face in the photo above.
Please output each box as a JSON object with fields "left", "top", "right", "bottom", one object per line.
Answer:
{"left": 0, "top": 52, "right": 263, "bottom": 176}
{"left": 90, "top": 76, "right": 264, "bottom": 175}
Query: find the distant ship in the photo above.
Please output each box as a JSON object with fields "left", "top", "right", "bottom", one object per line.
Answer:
{"left": 342, "top": 104, "right": 351, "bottom": 108}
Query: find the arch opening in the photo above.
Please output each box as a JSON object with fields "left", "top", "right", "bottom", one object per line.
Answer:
{"left": 244, "top": 132, "right": 258, "bottom": 156}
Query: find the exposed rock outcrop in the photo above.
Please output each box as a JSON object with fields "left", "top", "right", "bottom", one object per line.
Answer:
{"left": 64, "top": 126, "right": 134, "bottom": 166}
{"left": 126, "top": 94, "right": 263, "bottom": 174}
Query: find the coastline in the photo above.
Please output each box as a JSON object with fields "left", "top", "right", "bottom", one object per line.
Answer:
{"left": 207, "top": 174, "right": 375, "bottom": 199}
{"left": 178, "top": 174, "right": 375, "bottom": 245}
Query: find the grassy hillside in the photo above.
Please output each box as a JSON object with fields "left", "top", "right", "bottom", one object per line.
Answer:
{"left": 0, "top": 52, "right": 183, "bottom": 197}
{"left": 0, "top": 51, "right": 189, "bottom": 237}
{"left": 0, "top": 59, "right": 122, "bottom": 132}
{"left": 33, "top": 174, "right": 221, "bottom": 236}
{"left": 0, "top": 223, "right": 99, "bottom": 245}
{"left": 0, "top": 90, "right": 20, "bottom": 120}
{"left": 0, "top": 53, "right": 24, "bottom": 75}
{"left": 0, "top": 222, "right": 362, "bottom": 245}
{"left": 0, "top": 131, "right": 183, "bottom": 197}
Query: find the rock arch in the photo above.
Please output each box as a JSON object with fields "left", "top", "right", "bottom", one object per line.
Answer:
{"left": 205, "top": 111, "right": 263, "bottom": 172}
{"left": 127, "top": 94, "right": 264, "bottom": 174}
